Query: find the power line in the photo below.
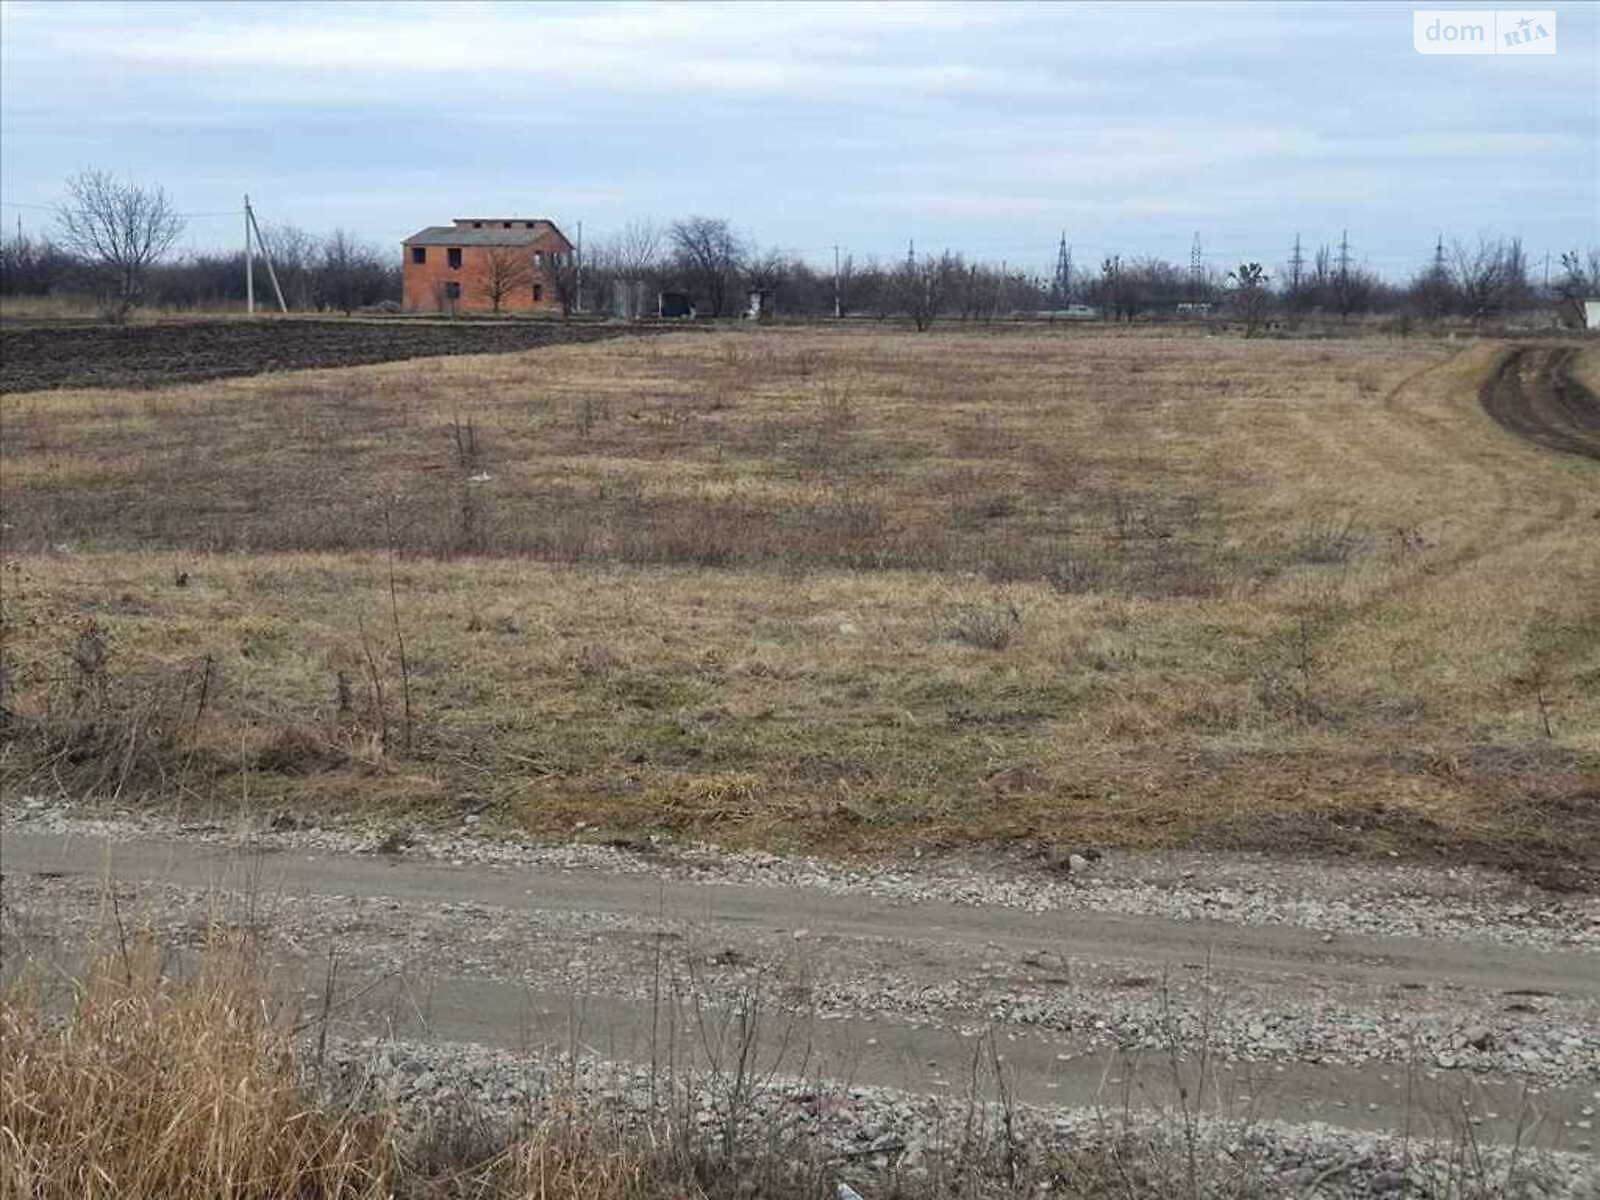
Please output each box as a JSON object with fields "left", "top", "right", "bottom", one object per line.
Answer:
{"left": 2, "top": 200, "right": 239, "bottom": 218}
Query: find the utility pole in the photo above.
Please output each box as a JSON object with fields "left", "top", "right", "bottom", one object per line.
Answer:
{"left": 245, "top": 194, "right": 254, "bottom": 314}
{"left": 1288, "top": 233, "right": 1304, "bottom": 300}
{"left": 1190, "top": 231, "right": 1204, "bottom": 300}
{"left": 245, "top": 198, "right": 288, "bottom": 314}
{"left": 575, "top": 220, "right": 583, "bottom": 313}
{"left": 833, "top": 244, "right": 840, "bottom": 319}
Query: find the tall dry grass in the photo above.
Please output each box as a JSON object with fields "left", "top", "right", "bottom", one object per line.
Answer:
{"left": 0, "top": 931, "right": 1044, "bottom": 1199}
{"left": 0, "top": 935, "right": 396, "bottom": 1199}
{"left": 0, "top": 934, "right": 734, "bottom": 1200}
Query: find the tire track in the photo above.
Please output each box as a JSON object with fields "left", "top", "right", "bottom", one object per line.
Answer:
{"left": 1480, "top": 345, "right": 1600, "bottom": 462}
{"left": 1356, "top": 342, "right": 1594, "bottom": 599}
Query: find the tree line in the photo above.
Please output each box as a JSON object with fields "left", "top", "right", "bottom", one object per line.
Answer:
{"left": 589, "top": 220, "right": 1598, "bottom": 328}
{"left": 3, "top": 172, "right": 1596, "bottom": 327}
{"left": 1, "top": 171, "right": 398, "bottom": 319}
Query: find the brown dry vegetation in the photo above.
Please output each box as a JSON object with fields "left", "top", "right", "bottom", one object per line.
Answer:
{"left": 0, "top": 933, "right": 1260, "bottom": 1200}
{"left": 1, "top": 937, "right": 396, "bottom": 1198}
{"left": 1, "top": 326, "right": 1597, "bottom": 882}
{"left": 0, "top": 933, "right": 839, "bottom": 1200}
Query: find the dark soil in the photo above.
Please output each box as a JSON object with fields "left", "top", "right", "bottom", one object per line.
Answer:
{"left": 1479, "top": 345, "right": 1600, "bottom": 461}
{"left": 0, "top": 319, "right": 658, "bottom": 393}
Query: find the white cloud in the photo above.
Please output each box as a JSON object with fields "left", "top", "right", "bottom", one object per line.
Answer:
{"left": 2, "top": 0, "right": 1593, "bottom": 266}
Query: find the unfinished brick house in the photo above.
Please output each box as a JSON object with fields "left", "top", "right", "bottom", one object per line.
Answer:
{"left": 402, "top": 218, "right": 574, "bottom": 314}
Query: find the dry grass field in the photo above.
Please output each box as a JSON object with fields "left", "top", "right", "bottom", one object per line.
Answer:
{"left": 2, "top": 325, "right": 1597, "bottom": 882}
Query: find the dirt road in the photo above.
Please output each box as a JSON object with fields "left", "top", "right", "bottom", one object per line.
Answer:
{"left": 4, "top": 821, "right": 1597, "bottom": 1156}
{"left": 1481, "top": 344, "right": 1600, "bottom": 462}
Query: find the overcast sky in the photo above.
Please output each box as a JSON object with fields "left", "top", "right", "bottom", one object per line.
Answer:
{"left": 1, "top": 1, "right": 1595, "bottom": 280}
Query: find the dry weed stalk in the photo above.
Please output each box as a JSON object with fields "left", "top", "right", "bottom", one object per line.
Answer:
{"left": 1, "top": 933, "right": 396, "bottom": 1199}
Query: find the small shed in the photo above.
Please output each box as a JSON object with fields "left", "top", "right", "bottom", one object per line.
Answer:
{"left": 658, "top": 291, "right": 695, "bottom": 319}
{"left": 1585, "top": 299, "right": 1600, "bottom": 331}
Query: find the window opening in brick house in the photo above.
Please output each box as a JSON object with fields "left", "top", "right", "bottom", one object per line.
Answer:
{"left": 448, "top": 248, "right": 462, "bottom": 269}
{"left": 533, "top": 283, "right": 543, "bottom": 302}
{"left": 411, "top": 247, "right": 426, "bottom": 264}
{"left": 444, "top": 281, "right": 461, "bottom": 300}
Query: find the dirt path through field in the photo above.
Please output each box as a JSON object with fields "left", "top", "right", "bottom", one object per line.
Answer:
{"left": 4, "top": 828, "right": 1597, "bottom": 1152}
{"left": 1480, "top": 345, "right": 1600, "bottom": 462}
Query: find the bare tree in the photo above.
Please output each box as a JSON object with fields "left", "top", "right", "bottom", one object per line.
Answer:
{"left": 1409, "top": 246, "right": 1454, "bottom": 319}
{"left": 1227, "top": 262, "right": 1272, "bottom": 337}
{"left": 1309, "top": 244, "right": 1333, "bottom": 309}
{"left": 0, "top": 228, "right": 74, "bottom": 297}
{"left": 587, "top": 220, "right": 660, "bottom": 318}
{"left": 1502, "top": 237, "right": 1533, "bottom": 311}
{"left": 855, "top": 257, "right": 892, "bottom": 320}
{"left": 477, "top": 244, "right": 535, "bottom": 314}
{"left": 1450, "top": 236, "right": 1523, "bottom": 320}
{"left": 895, "top": 248, "right": 955, "bottom": 331}
{"left": 317, "top": 230, "right": 389, "bottom": 314}
{"left": 669, "top": 216, "right": 745, "bottom": 317}
{"left": 260, "top": 222, "right": 318, "bottom": 310}
{"left": 611, "top": 219, "right": 662, "bottom": 281}
{"left": 956, "top": 260, "right": 982, "bottom": 321}
{"left": 54, "top": 170, "right": 184, "bottom": 319}
{"left": 742, "top": 245, "right": 787, "bottom": 315}
{"left": 545, "top": 247, "right": 579, "bottom": 317}
{"left": 1094, "top": 255, "right": 1130, "bottom": 321}
{"left": 1331, "top": 261, "right": 1376, "bottom": 321}
{"left": 1554, "top": 248, "right": 1600, "bottom": 327}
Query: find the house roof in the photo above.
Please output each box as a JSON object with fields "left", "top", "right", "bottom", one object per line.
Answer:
{"left": 403, "top": 221, "right": 570, "bottom": 247}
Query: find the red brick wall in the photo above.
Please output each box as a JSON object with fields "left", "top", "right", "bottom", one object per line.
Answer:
{"left": 402, "top": 231, "right": 572, "bottom": 314}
